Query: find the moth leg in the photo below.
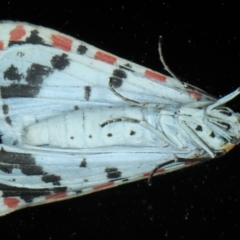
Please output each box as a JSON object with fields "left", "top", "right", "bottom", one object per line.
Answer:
{"left": 159, "top": 114, "right": 185, "bottom": 148}
{"left": 148, "top": 156, "right": 206, "bottom": 185}
{"left": 178, "top": 116, "right": 215, "bottom": 158}
{"left": 100, "top": 117, "right": 177, "bottom": 147}
{"left": 205, "top": 117, "right": 232, "bottom": 141}
{"left": 148, "top": 156, "right": 179, "bottom": 186}
{"left": 108, "top": 78, "right": 164, "bottom": 108}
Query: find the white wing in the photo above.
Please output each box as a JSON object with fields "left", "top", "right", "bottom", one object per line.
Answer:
{"left": 0, "top": 22, "right": 220, "bottom": 216}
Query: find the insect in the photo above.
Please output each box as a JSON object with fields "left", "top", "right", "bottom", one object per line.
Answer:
{"left": 0, "top": 21, "right": 239, "bottom": 216}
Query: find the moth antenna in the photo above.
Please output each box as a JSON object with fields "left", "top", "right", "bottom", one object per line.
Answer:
{"left": 158, "top": 36, "right": 179, "bottom": 80}
{"left": 206, "top": 88, "right": 240, "bottom": 114}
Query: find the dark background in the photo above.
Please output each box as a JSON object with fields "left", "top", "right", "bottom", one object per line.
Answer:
{"left": 1, "top": 1, "right": 240, "bottom": 239}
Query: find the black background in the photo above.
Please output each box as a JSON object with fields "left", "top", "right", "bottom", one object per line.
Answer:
{"left": 1, "top": 1, "right": 240, "bottom": 239}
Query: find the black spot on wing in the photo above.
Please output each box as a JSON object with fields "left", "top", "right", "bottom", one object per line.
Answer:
{"left": 51, "top": 53, "right": 70, "bottom": 70}
{"left": 110, "top": 69, "right": 127, "bottom": 88}
{"left": 79, "top": 158, "right": 87, "bottom": 167}
{"left": 130, "top": 130, "right": 135, "bottom": 135}
{"left": 113, "top": 69, "right": 127, "bottom": 79}
{"left": 124, "top": 63, "right": 132, "bottom": 68}
{"left": 42, "top": 174, "right": 61, "bottom": 186}
{"left": 105, "top": 167, "right": 122, "bottom": 179}
{"left": 77, "top": 45, "right": 88, "bottom": 54}
{"left": 26, "top": 64, "right": 52, "bottom": 86}
{"left": 1, "top": 85, "right": 40, "bottom": 98}
{"left": 21, "top": 164, "right": 44, "bottom": 176}
{"left": 0, "top": 148, "right": 44, "bottom": 176}
{"left": 2, "top": 104, "right": 9, "bottom": 114}
{"left": 195, "top": 125, "right": 203, "bottom": 131}
{"left": 119, "top": 63, "right": 134, "bottom": 72}
{"left": 0, "top": 183, "right": 67, "bottom": 203}
{"left": 84, "top": 86, "right": 91, "bottom": 101}
{"left": 210, "top": 132, "right": 215, "bottom": 138}
{"left": 0, "top": 164, "right": 14, "bottom": 174}
{"left": 5, "top": 116, "right": 12, "bottom": 126}
{"left": 107, "top": 133, "right": 112, "bottom": 137}
{"left": 25, "top": 30, "right": 46, "bottom": 45}
{"left": 3, "top": 65, "right": 23, "bottom": 81}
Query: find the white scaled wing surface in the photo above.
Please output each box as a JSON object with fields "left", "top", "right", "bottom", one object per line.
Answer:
{"left": 0, "top": 21, "right": 240, "bottom": 216}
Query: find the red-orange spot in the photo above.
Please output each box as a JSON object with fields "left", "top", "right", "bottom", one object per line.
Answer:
{"left": 4, "top": 197, "right": 20, "bottom": 208}
{"left": 45, "top": 192, "right": 67, "bottom": 200}
{"left": 10, "top": 25, "right": 26, "bottom": 41}
{"left": 144, "top": 70, "right": 166, "bottom": 82}
{"left": 143, "top": 168, "right": 165, "bottom": 177}
{"left": 186, "top": 90, "right": 202, "bottom": 100}
{"left": 51, "top": 34, "right": 73, "bottom": 51}
{"left": 93, "top": 182, "right": 114, "bottom": 190}
{"left": 0, "top": 41, "right": 3, "bottom": 50}
{"left": 95, "top": 51, "right": 117, "bottom": 64}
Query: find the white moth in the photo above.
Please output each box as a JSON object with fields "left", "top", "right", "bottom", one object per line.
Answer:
{"left": 0, "top": 21, "right": 239, "bottom": 216}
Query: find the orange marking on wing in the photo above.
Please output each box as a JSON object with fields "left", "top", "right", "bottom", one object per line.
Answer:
{"left": 186, "top": 90, "right": 202, "bottom": 99}
{"left": 0, "top": 41, "right": 3, "bottom": 50}
{"left": 95, "top": 51, "right": 117, "bottom": 64}
{"left": 144, "top": 70, "right": 166, "bottom": 82}
{"left": 10, "top": 25, "right": 26, "bottom": 41}
{"left": 51, "top": 34, "right": 73, "bottom": 51}
{"left": 4, "top": 197, "right": 20, "bottom": 208}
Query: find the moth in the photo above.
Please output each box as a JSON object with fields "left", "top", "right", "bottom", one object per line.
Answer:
{"left": 0, "top": 21, "right": 239, "bottom": 216}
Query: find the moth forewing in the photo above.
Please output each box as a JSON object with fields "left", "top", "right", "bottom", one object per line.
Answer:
{"left": 0, "top": 21, "right": 239, "bottom": 216}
